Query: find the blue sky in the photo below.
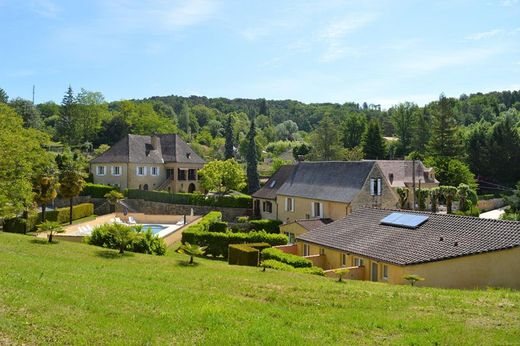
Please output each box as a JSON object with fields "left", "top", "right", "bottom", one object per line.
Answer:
{"left": 1, "top": 0, "right": 519, "bottom": 108}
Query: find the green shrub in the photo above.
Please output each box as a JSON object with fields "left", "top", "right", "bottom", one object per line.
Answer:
{"left": 236, "top": 216, "right": 249, "bottom": 223}
{"left": 249, "top": 219, "right": 282, "bottom": 233}
{"left": 478, "top": 194, "right": 496, "bottom": 200}
{"left": 261, "top": 247, "right": 312, "bottom": 268}
{"left": 81, "top": 183, "right": 118, "bottom": 198}
{"left": 454, "top": 205, "right": 480, "bottom": 217}
{"left": 44, "top": 203, "right": 94, "bottom": 224}
{"left": 295, "top": 266, "right": 324, "bottom": 276}
{"left": 87, "top": 223, "right": 166, "bottom": 255}
{"left": 3, "top": 212, "right": 39, "bottom": 233}
{"left": 228, "top": 243, "right": 266, "bottom": 266}
{"left": 125, "top": 189, "right": 252, "bottom": 208}
{"left": 261, "top": 259, "right": 324, "bottom": 276}
{"left": 209, "top": 221, "right": 227, "bottom": 233}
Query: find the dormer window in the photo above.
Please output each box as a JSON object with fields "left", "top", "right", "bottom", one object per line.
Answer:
{"left": 269, "top": 180, "right": 276, "bottom": 188}
{"left": 370, "top": 178, "right": 382, "bottom": 196}
{"left": 186, "top": 153, "right": 191, "bottom": 159}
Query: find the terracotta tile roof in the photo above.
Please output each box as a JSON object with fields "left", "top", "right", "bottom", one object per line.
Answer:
{"left": 252, "top": 165, "right": 296, "bottom": 200}
{"left": 297, "top": 208, "right": 520, "bottom": 265}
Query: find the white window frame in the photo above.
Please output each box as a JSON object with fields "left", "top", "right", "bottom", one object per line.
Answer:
{"left": 284, "top": 232, "right": 295, "bottom": 244}
{"left": 383, "top": 264, "right": 389, "bottom": 280}
{"left": 354, "top": 257, "right": 365, "bottom": 267}
{"left": 96, "top": 166, "right": 106, "bottom": 176}
{"left": 311, "top": 202, "right": 323, "bottom": 218}
{"left": 341, "top": 253, "right": 347, "bottom": 267}
{"left": 370, "top": 178, "right": 382, "bottom": 196}
{"left": 136, "top": 166, "right": 146, "bottom": 176}
{"left": 303, "top": 244, "right": 310, "bottom": 256}
{"left": 151, "top": 166, "right": 159, "bottom": 176}
{"left": 111, "top": 166, "right": 121, "bottom": 176}
{"left": 319, "top": 248, "right": 325, "bottom": 255}
{"left": 285, "top": 197, "right": 294, "bottom": 212}
{"left": 262, "top": 201, "right": 272, "bottom": 214}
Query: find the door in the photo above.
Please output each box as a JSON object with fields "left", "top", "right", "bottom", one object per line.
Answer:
{"left": 188, "top": 183, "right": 196, "bottom": 193}
{"left": 371, "top": 262, "right": 378, "bottom": 282}
{"left": 253, "top": 200, "right": 260, "bottom": 217}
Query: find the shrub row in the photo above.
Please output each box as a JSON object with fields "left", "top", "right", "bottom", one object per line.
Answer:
{"left": 228, "top": 243, "right": 271, "bottom": 266}
{"left": 208, "top": 221, "right": 227, "bottom": 233}
{"left": 249, "top": 219, "right": 282, "bottom": 233}
{"left": 261, "top": 247, "right": 312, "bottom": 268}
{"left": 87, "top": 223, "right": 166, "bottom": 255}
{"left": 188, "top": 211, "right": 223, "bottom": 232}
{"left": 81, "top": 183, "right": 119, "bottom": 198}
{"left": 261, "top": 259, "right": 324, "bottom": 276}
{"left": 3, "top": 213, "right": 40, "bottom": 234}
{"left": 125, "top": 189, "right": 252, "bottom": 208}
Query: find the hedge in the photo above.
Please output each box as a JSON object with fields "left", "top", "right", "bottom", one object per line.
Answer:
{"left": 262, "top": 247, "right": 312, "bottom": 268}
{"left": 188, "top": 211, "right": 223, "bottom": 233}
{"left": 209, "top": 221, "right": 227, "bottom": 233}
{"left": 249, "top": 219, "right": 282, "bottom": 233}
{"left": 125, "top": 189, "right": 252, "bottom": 208}
{"left": 228, "top": 243, "right": 270, "bottom": 266}
{"left": 3, "top": 213, "right": 39, "bottom": 234}
{"left": 262, "top": 259, "right": 324, "bottom": 276}
{"left": 81, "top": 183, "right": 119, "bottom": 198}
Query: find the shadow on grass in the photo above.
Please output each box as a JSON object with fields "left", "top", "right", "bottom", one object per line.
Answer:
{"left": 95, "top": 250, "right": 135, "bottom": 259}
{"left": 175, "top": 259, "right": 201, "bottom": 267}
{"left": 30, "top": 238, "right": 55, "bottom": 245}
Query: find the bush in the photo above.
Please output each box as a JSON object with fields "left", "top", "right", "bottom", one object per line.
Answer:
{"left": 454, "top": 206, "right": 480, "bottom": 217}
{"left": 261, "top": 259, "right": 324, "bottom": 276}
{"left": 249, "top": 219, "right": 282, "bottom": 233}
{"left": 81, "top": 183, "right": 118, "bottom": 198}
{"left": 125, "top": 189, "right": 252, "bottom": 208}
{"left": 261, "top": 247, "right": 312, "bottom": 268}
{"left": 295, "top": 266, "right": 324, "bottom": 276}
{"left": 3, "top": 212, "right": 39, "bottom": 234}
{"left": 87, "top": 223, "right": 166, "bottom": 255}
{"left": 209, "top": 221, "right": 227, "bottom": 233}
{"left": 228, "top": 243, "right": 270, "bottom": 266}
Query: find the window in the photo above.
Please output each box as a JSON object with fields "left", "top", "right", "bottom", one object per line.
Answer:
{"left": 136, "top": 166, "right": 146, "bottom": 176}
{"left": 188, "top": 169, "right": 196, "bottom": 180}
{"left": 312, "top": 202, "right": 323, "bottom": 218}
{"left": 111, "top": 166, "right": 121, "bottom": 176}
{"left": 319, "top": 248, "right": 325, "bottom": 255}
{"left": 303, "top": 244, "right": 310, "bottom": 256}
{"left": 285, "top": 197, "right": 294, "bottom": 212}
{"left": 341, "top": 253, "right": 347, "bottom": 267}
{"left": 262, "top": 201, "right": 272, "bottom": 213}
{"left": 96, "top": 166, "right": 106, "bottom": 176}
{"left": 284, "top": 232, "right": 296, "bottom": 244}
{"left": 370, "top": 178, "right": 382, "bottom": 196}
{"left": 354, "top": 257, "right": 365, "bottom": 267}
{"left": 383, "top": 264, "right": 389, "bottom": 280}
{"left": 178, "top": 169, "right": 187, "bottom": 181}
{"left": 151, "top": 167, "right": 159, "bottom": 176}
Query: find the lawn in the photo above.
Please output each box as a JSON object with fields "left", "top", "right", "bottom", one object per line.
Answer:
{"left": 0, "top": 232, "right": 519, "bottom": 345}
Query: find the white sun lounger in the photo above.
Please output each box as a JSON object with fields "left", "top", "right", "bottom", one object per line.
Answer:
{"left": 128, "top": 216, "right": 137, "bottom": 224}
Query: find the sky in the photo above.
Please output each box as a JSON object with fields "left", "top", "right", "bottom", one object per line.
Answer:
{"left": 1, "top": 0, "right": 519, "bottom": 109}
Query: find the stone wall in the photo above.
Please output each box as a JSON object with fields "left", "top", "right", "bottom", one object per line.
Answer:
{"left": 477, "top": 198, "right": 506, "bottom": 212}
{"left": 119, "top": 199, "right": 249, "bottom": 222}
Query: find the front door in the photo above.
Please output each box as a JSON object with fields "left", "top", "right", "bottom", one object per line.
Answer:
{"left": 371, "top": 262, "right": 378, "bottom": 282}
{"left": 253, "top": 200, "right": 260, "bottom": 217}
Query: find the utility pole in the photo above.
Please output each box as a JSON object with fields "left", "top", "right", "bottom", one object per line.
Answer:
{"left": 32, "top": 85, "right": 35, "bottom": 104}
{"left": 412, "top": 159, "right": 416, "bottom": 210}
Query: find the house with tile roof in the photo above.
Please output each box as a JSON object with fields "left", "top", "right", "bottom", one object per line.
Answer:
{"left": 252, "top": 165, "right": 296, "bottom": 220}
{"left": 297, "top": 208, "right": 520, "bottom": 289}
{"left": 90, "top": 134, "right": 205, "bottom": 193}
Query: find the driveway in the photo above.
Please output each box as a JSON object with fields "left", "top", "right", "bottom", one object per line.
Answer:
{"left": 479, "top": 207, "right": 507, "bottom": 220}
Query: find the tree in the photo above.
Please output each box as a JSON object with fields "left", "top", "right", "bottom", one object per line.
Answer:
{"left": 391, "top": 102, "right": 417, "bottom": 155}
{"left": 108, "top": 223, "right": 136, "bottom": 254}
{"left": 76, "top": 89, "right": 109, "bottom": 143}
{"left": 440, "top": 186, "right": 457, "bottom": 214}
{"left": 428, "top": 94, "right": 462, "bottom": 158}
{"left": 362, "top": 119, "right": 386, "bottom": 159}
{"left": 59, "top": 163, "right": 87, "bottom": 224}
{"left": 424, "top": 157, "right": 476, "bottom": 188}
{"left": 417, "top": 188, "right": 429, "bottom": 211}
{"left": 457, "top": 183, "right": 471, "bottom": 212}
{"left": 36, "top": 221, "right": 64, "bottom": 243}
{"left": 275, "top": 120, "right": 298, "bottom": 141}
{"left": 105, "top": 190, "right": 124, "bottom": 213}
{"left": 34, "top": 174, "right": 60, "bottom": 222}
{"left": 179, "top": 102, "right": 192, "bottom": 140}
{"left": 342, "top": 113, "right": 367, "bottom": 149}
{"left": 465, "top": 122, "right": 491, "bottom": 178}
{"left": 412, "top": 108, "right": 431, "bottom": 154}
{"left": 334, "top": 268, "right": 350, "bottom": 282}
{"left": 224, "top": 116, "right": 234, "bottom": 159}
{"left": 292, "top": 142, "right": 311, "bottom": 160}
{"left": 198, "top": 159, "right": 246, "bottom": 194}
{"left": 9, "top": 98, "right": 43, "bottom": 129}
{"left": 57, "top": 86, "right": 78, "bottom": 145}
{"left": 429, "top": 187, "right": 441, "bottom": 212}
{"left": 403, "top": 274, "right": 424, "bottom": 286}
{"left": 0, "top": 87, "right": 8, "bottom": 103}
{"left": 246, "top": 118, "right": 260, "bottom": 194}
{"left": 396, "top": 187, "right": 408, "bottom": 209}
{"left": 504, "top": 181, "right": 520, "bottom": 213}
{"left": 486, "top": 111, "right": 520, "bottom": 184}
{"left": 309, "top": 115, "right": 344, "bottom": 160}
{"left": 177, "top": 242, "right": 207, "bottom": 264}
{"left": 343, "top": 146, "right": 364, "bottom": 161}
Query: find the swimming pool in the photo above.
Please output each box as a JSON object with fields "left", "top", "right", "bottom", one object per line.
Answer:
{"left": 141, "top": 224, "right": 168, "bottom": 234}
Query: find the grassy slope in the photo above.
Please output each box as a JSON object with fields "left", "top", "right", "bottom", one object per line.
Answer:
{"left": 0, "top": 232, "right": 519, "bottom": 345}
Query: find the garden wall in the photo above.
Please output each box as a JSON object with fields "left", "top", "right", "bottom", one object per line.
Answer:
{"left": 477, "top": 198, "right": 505, "bottom": 212}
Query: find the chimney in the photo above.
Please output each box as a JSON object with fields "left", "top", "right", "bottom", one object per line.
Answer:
{"left": 151, "top": 134, "right": 159, "bottom": 150}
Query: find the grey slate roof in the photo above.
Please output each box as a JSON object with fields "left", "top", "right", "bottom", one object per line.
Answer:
{"left": 90, "top": 134, "right": 205, "bottom": 164}
{"left": 294, "top": 218, "right": 334, "bottom": 231}
{"left": 252, "top": 165, "right": 296, "bottom": 200}
{"left": 297, "top": 208, "right": 520, "bottom": 265}
{"left": 376, "top": 160, "right": 439, "bottom": 188}
{"left": 276, "top": 161, "right": 375, "bottom": 203}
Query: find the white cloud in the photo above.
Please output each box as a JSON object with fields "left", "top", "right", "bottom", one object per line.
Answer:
{"left": 465, "top": 29, "right": 503, "bottom": 40}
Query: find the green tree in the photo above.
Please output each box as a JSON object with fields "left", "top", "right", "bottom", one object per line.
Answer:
{"left": 0, "top": 87, "right": 8, "bottom": 103}
{"left": 34, "top": 174, "right": 60, "bottom": 222}
{"left": 105, "top": 190, "right": 124, "bottom": 213}
{"left": 486, "top": 111, "right": 520, "bottom": 184}
{"left": 391, "top": 102, "right": 417, "bottom": 155}
{"left": 417, "top": 188, "right": 429, "bottom": 211}
{"left": 292, "top": 142, "right": 311, "bottom": 160}
{"left": 428, "top": 94, "right": 462, "bottom": 158}
{"left": 36, "top": 221, "right": 64, "bottom": 243}
{"left": 343, "top": 146, "right": 364, "bottom": 161}
{"left": 76, "top": 89, "right": 109, "bottom": 143}
{"left": 177, "top": 242, "right": 207, "bottom": 264}
{"left": 271, "top": 158, "right": 291, "bottom": 174}
{"left": 403, "top": 274, "right": 425, "bottom": 286}
{"left": 198, "top": 159, "right": 246, "bottom": 194}
{"left": 224, "top": 116, "right": 234, "bottom": 159}
{"left": 309, "top": 115, "right": 344, "bottom": 160}
{"left": 246, "top": 118, "right": 260, "bottom": 194}
{"left": 457, "top": 183, "right": 471, "bottom": 212}
{"left": 504, "top": 182, "right": 520, "bottom": 213}
{"left": 57, "top": 86, "right": 78, "bottom": 145}
{"left": 396, "top": 187, "right": 408, "bottom": 209}
{"left": 9, "top": 98, "right": 43, "bottom": 129}
{"left": 412, "top": 108, "right": 431, "bottom": 154}
{"left": 465, "top": 122, "right": 491, "bottom": 178}
{"left": 109, "top": 223, "right": 136, "bottom": 254}
{"left": 342, "top": 113, "right": 367, "bottom": 149}
{"left": 362, "top": 119, "right": 386, "bottom": 159}
{"left": 440, "top": 186, "right": 457, "bottom": 214}
{"left": 59, "top": 163, "right": 87, "bottom": 224}
{"left": 424, "top": 157, "right": 476, "bottom": 188}
{"left": 334, "top": 268, "right": 350, "bottom": 282}
{"left": 430, "top": 187, "right": 441, "bottom": 212}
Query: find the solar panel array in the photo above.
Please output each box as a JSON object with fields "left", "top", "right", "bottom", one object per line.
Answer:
{"left": 380, "top": 212, "right": 429, "bottom": 229}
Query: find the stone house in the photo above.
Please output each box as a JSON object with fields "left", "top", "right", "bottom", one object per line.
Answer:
{"left": 90, "top": 134, "right": 205, "bottom": 193}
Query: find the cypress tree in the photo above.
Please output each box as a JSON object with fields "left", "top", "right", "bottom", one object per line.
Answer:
{"left": 427, "top": 94, "right": 462, "bottom": 158}
{"left": 246, "top": 117, "right": 260, "bottom": 194}
{"left": 57, "top": 86, "right": 77, "bottom": 145}
{"left": 224, "top": 115, "right": 234, "bottom": 159}
{"left": 362, "top": 119, "right": 386, "bottom": 159}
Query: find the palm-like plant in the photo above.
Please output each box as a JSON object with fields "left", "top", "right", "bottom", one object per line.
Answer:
{"left": 59, "top": 164, "right": 87, "bottom": 224}
{"left": 104, "top": 190, "right": 124, "bottom": 213}
{"left": 108, "top": 223, "right": 136, "bottom": 254}
{"left": 37, "top": 221, "right": 64, "bottom": 243}
{"left": 430, "top": 187, "right": 441, "bottom": 213}
{"left": 457, "top": 183, "right": 471, "bottom": 212}
{"left": 34, "top": 175, "right": 60, "bottom": 222}
{"left": 177, "top": 242, "right": 207, "bottom": 264}
{"left": 396, "top": 187, "right": 408, "bottom": 209}
{"left": 334, "top": 268, "right": 350, "bottom": 282}
{"left": 441, "top": 186, "right": 457, "bottom": 214}
{"left": 403, "top": 274, "right": 425, "bottom": 287}
{"left": 417, "top": 188, "right": 429, "bottom": 211}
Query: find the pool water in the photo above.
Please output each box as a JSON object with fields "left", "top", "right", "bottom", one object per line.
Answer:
{"left": 141, "top": 224, "right": 167, "bottom": 234}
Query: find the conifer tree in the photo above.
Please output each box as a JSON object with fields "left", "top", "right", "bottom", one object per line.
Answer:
{"left": 428, "top": 94, "right": 462, "bottom": 158}
{"left": 57, "top": 86, "right": 78, "bottom": 145}
{"left": 224, "top": 115, "right": 234, "bottom": 159}
{"left": 0, "top": 87, "right": 8, "bottom": 103}
{"left": 362, "top": 119, "right": 386, "bottom": 159}
{"left": 246, "top": 118, "right": 260, "bottom": 194}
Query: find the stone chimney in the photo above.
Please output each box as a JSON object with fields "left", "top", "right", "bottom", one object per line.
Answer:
{"left": 151, "top": 134, "right": 159, "bottom": 150}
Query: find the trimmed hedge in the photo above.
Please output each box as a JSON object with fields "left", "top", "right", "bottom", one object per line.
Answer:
{"left": 262, "top": 259, "right": 324, "bottom": 276}
{"left": 125, "top": 189, "right": 252, "bottom": 209}
{"left": 262, "top": 247, "right": 312, "bottom": 268}
{"left": 81, "top": 183, "right": 119, "bottom": 198}
{"left": 209, "top": 221, "right": 227, "bottom": 233}
{"left": 189, "top": 211, "right": 223, "bottom": 232}
{"left": 228, "top": 243, "right": 270, "bottom": 266}
{"left": 3, "top": 213, "right": 39, "bottom": 234}
{"left": 249, "top": 219, "right": 282, "bottom": 233}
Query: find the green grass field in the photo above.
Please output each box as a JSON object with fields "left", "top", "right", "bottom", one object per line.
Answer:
{"left": 1, "top": 231, "right": 519, "bottom": 345}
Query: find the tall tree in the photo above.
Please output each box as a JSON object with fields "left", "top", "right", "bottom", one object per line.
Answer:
{"left": 224, "top": 115, "right": 234, "bottom": 159}
{"left": 76, "top": 89, "right": 109, "bottom": 144}
{"left": 486, "top": 111, "right": 520, "bottom": 184}
{"left": 412, "top": 107, "right": 431, "bottom": 154}
{"left": 34, "top": 173, "right": 60, "bottom": 222}
{"left": 246, "top": 118, "right": 260, "bottom": 194}
{"left": 428, "top": 94, "right": 462, "bottom": 158}
{"left": 59, "top": 162, "right": 87, "bottom": 225}
{"left": 0, "top": 87, "right": 8, "bottom": 103}
{"left": 391, "top": 102, "right": 417, "bottom": 155}
{"left": 179, "top": 102, "right": 191, "bottom": 140}
{"left": 309, "top": 115, "right": 344, "bottom": 160}
{"left": 9, "top": 98, "right": 43, "bottom": 129}
{"left": 57, "top": 86, "right": 78, "bottom": 145}
{"left": 342, "top": 113, "right": 367, "bottom": 149}
{"left": 362, "top": 119, "right": 386, "bottom": 159}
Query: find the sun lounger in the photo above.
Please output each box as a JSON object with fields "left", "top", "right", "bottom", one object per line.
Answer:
{"left": 128, "top": 216, "right": 137, "bottom": 224}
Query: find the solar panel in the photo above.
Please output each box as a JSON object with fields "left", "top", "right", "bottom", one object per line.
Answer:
{"left": 380, "top": 212, "right": 429, "bottom": 229}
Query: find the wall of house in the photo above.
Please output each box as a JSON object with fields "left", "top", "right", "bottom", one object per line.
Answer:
{"left": 277, "top": 195, "right": 350, "bottom": 223}
{"left": 350, "top": 164, "right": 399, "bottom": 211}
{"left": 253, "top": 198, "right": 278, "bottom": 220}
{"left": 166, "top": 162, "right": 204, "bottom": 193}
{"left": 91, "top": 163, "right": 129, "bottom": 188}
{"left": 127, "top": 163, "right": 166, "bottom": 190}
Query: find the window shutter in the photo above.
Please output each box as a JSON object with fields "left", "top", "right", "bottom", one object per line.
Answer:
{"left": 370, "top": 178, "right": 375, "bottom": 196}
{"left": 377, "top": 178, "right": 382, "bottom": 195}
{"left": 136, "top": 167, "right": 139, "bottom": 176}
{"left": 319, "top": 203, "right": 323, "bottom": 217}
{"left": 311, "top": 202, "right": 315, "bottom": 217}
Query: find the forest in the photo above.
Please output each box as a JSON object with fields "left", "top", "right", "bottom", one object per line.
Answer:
{"left": 1, "top": 86, "right": 520, "bottom": 194}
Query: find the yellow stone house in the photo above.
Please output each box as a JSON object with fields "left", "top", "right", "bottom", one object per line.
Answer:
{"left": 296, "top": 208, "right": 520, "bottom": 289}
{"left": 90, "top": 134, "right": 205, "bottom": 193}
